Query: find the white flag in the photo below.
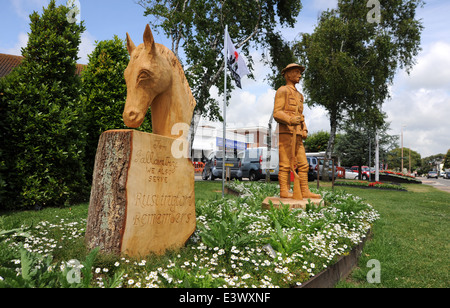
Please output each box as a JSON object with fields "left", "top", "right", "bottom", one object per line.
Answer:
{"left": 225, "top": 29, "right": 250, "bottom": 89}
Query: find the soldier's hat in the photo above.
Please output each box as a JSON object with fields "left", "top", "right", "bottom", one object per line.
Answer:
{"left": 281, "top": 63, "right": 306, "bottom": 75}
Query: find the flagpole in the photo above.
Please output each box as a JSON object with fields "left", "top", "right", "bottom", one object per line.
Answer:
{"left": 222, "top": 25, "right": 228, "bottom": 197}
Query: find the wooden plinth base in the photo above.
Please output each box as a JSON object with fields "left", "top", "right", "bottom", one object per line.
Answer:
{"left": 85, "top": 130, "right": 196, "bottom": 257}
{"left": 262, "top": 196, "right": 324, "bottom": 210}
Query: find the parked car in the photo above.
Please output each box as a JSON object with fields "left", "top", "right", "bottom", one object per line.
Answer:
{"left": 427, "top": 171, "right": 438, "bottom": 179}
{"left": 350, "top": 166, "right": 370, "bottom": 180}
{"left": 306, "top": 156, "right": 338, "bottom": 181}
{"left": 307, "top": 156, "right": 319, "bottom": 181}
{"left": 445, "top": 171, "right": 450, "bottom": 179}
{"left": 344, "top": 168, "right": 359, "bottom": 180}
{"left": 202, "top": 151, "right": 242, "bottom": 181}
{"left": 238, "top": 147, "right": 279, "bottom": 181}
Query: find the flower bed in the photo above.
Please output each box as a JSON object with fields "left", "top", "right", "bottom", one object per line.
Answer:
{"left": 0, "top": 182, "right": 379, "bottom": 288}
{"left": 376, "top": 171, "right": 422, "bottom": 184}
{"left": 334, "top": 180, "right": 407, "bottom": 191}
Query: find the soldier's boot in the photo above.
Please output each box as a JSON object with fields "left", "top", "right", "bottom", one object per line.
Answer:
{"left": 299, "top": 172, "right": 321, "bottom": 199}
{"left": 279, "top": 171, "right": 293, "bottom": 198}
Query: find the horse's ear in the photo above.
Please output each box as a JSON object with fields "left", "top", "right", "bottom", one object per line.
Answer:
{"left": 126, "top": 32, "right": 136, "bottom": 56}
{"left": 143, "top": 24, "right": 156, "bottom": 54}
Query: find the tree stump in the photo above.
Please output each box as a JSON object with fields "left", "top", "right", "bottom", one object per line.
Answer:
{"left": 85, "top": 130, "right": 196, "bottom": 257}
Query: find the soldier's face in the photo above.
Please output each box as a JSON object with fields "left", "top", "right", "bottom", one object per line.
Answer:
{"left": 286, "top": 68, "right": 302, "bottom": 84}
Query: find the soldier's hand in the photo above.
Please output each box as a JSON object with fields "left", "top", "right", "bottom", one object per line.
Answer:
{"left": 290, "top": 116, "right": 303, "bottom": 126}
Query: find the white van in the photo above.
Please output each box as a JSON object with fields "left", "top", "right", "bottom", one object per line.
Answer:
{"left": 238, "top": 147, "right": 279, "bottom": 181}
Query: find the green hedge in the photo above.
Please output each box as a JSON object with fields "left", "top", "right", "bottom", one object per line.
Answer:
{"left": 0, "top": 1, "right": 87, "bottom": 210}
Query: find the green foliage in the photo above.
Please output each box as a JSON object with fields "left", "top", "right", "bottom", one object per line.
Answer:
{"left": 267, "top": 204, "right": 310, "bottom": 255}
{"left": 294, "top": 0, "right": 424, "bottom": 162}
{"left": 0, "top": 182, "right": 383, "bottom": 288}
{"left": 0, "top": 227, "right": 31, "bottom": 240}
{"left": 335, "top": 180, "right": 406, "bottom": 191}
{"left": 304, "top": 131, "right": 330, "bottom": 153}
{"left": 386, "top": 147, "right": 422, "bottom": 171}
{"left": 417, "top": 153, "right": 445, "bottom": 174}
{"left": 80, "top": 36, "right": 152, "bottom": 182}
{"left": 0, "top": 248, "right": 57, "bottom": 288}
{"left": 0, "top": 247, "right": 101, "bottom": 288}
{"left": 139, "top": 0, "right": 303, "bottom": 121}
{"left": 166, "top": 267, "right": 225, "bottom": 288}
{"left": 443, "top": 149, "right": 450, "bottom": 169}
{"left": 267, "top": 202, "right": 299, "bottom": 229}
{"left": 197, "top": 199, "right": 257, "bottom": 251}
{"left": 268, "top": 222, "right": 309, "bottom": 256}
{"left": 0, "top": 0, "right": 87, "bottom": 210}
{"left": 335, "top": 121, "right": 399, "bottom": 168}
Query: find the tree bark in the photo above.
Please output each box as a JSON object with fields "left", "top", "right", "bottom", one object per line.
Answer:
{"left": 323, "top": 111, "right": 338, "bottom": 181}
{"left": 85, "top": 130, "right": 131, "bottom": 255}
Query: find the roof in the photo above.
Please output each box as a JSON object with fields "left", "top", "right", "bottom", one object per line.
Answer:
{"left": 0, "top": 54, "right": 23, "bottom": 78}
{"left": 0, "top": 53, "right": 86, "bottom": 78}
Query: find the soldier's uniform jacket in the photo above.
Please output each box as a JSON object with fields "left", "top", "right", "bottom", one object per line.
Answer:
{"left": 273, "top": 85, "right": 308, "bottom": 136}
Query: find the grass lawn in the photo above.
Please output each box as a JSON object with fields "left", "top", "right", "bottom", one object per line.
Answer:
{"left": 322, "top": 181, "right": 449, "bottom": 288}
{"left": 0, "top": 180, "right": 448, "bottom": 288}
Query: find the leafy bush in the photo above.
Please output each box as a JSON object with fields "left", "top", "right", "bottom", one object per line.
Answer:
{"left": 0, "top": 247, "right": 110, "bottom": 288}
{"left": 80, "top": 36, "right": 152, "bottom": 182}
{"left": 0, "top": 0, "right": 88, "bottom": 210}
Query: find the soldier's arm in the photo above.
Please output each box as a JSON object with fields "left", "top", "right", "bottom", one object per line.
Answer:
{"left": 273, "top": 88, "right": 291, "bottom": 125}
{"left": 274, "top": 87, "right": 302, "bottom": 125}
{"left": 299, "top": 94, "right": 308, "bottom": 138}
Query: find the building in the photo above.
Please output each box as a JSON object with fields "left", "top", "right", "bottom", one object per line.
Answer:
{"left": 0, "top": 53, "right": 86, "bottom": 78}
{"left": 191, "top": 124, "right": 248, "bottom": 162}
{"left": 229, "top": 126, "right": 278, "bottom": 149}
{"left": 191, "top": 124, "right": 279, "bottom": 162}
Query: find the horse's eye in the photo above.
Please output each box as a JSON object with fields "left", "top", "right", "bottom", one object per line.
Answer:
{"left": 138, "top": 71, "right": 152, "bottom": 82}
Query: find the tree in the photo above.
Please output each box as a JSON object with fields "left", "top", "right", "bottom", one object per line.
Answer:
{"left": 418, "top": 153, "right": 445, "bottom": 175}
{"left": 0, "top": 0, "right": 87, "bottom": 209}
{"left": 386, "top": 147, "right": 422, "bottom": 172}
{"left": 443, "top": 149, "right": 450, "bottom": 170}
{"left": 294, "top": 0, "right": 424, "bottom": 178}
{"left": 335, "top": 121, "right": 399, "bottom": 177}
{"left": 303, "top": 131, "right": 330, "bottom": 153}
{"left": 81, "top": 36, "right": 152, "bottom": 183}
{"left": 136, "top": 0, "right": 303, "bottom": 150}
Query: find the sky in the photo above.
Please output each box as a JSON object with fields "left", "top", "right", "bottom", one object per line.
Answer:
{"left": 1, "top": 0, "right": 449, "bottom": 159}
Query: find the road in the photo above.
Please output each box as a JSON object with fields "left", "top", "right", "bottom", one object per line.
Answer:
{"left": 418, "top": 177, "right": 450, "bottom": 193}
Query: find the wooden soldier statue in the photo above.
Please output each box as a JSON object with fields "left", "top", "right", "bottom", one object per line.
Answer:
{"left": 273, "top": 63, "right": 321, "bottom": 200}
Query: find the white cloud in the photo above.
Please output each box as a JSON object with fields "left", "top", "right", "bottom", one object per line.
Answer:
{"left": 404, "top": 41, "right": 450, "bottom": 91}
{"left": 78, "top": 30, "right": 96, "bottom": 64}
{"left": 311, "top": 0, "right": 338, "bottom": 11}
{"left": 303, "top": 104, "right": 330, "bottom": 133}
{"left": 385, "top": 87, "right": 450, "bottom": 158}
{"left": 0, "top": 32, "right": 28, "bottom": 55}
{"left": 383, "top": 40, "right": 450, "bottom": 157}
{"left": 11, "top": 0, "right": 48, "bottom": 20}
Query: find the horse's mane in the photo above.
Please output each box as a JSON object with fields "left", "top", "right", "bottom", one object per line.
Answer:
{"left": 156, "top": 44, "right": 197, "bottom": 111}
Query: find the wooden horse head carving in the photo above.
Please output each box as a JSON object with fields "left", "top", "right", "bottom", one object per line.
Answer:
{"left": 123, "top": 25, "right": 196, "bottom": 138}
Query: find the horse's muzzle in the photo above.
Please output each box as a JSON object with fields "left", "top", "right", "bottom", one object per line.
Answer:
{"left": 123, "top": 109, "right": 144, "bottom": 128}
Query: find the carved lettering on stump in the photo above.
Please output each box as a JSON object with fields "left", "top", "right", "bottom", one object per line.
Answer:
{"left": 85, "top": 130, "right": 195, "bottom": 257}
